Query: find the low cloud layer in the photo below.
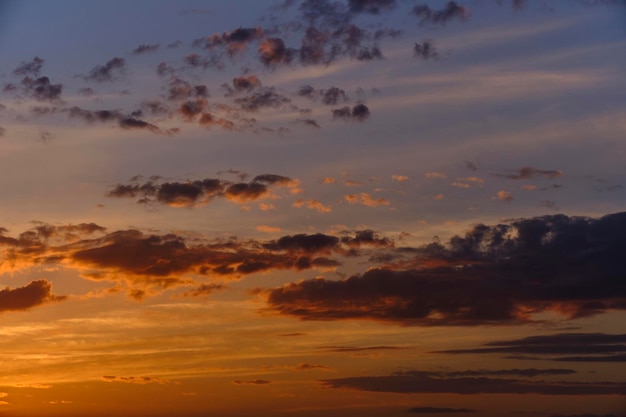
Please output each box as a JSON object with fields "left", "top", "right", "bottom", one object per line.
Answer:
{"left": 260, "top": 212, "right": 626, "bottom": 325}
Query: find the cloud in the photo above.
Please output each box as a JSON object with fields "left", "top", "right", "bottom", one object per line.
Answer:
{"left": 260, "top": 212, "right": 626, "bottom": 325}
{"left": 435, "top": 333, "right": 626, "bottom": 363}
{"left": 344, "top": 193, "right": 390, "bottom": 207}
{"left": 13, "top": 56, "right": 44, "bottom": 76}
{"left": 234, "top": 87, "right": 291, "bottom": 111}
{"left": 320, "top": 345, "right": 406, "bottom": 353}
{"left": 101, "top": 376, "right": 168, "bottom": 384}
{"left": 166, "top": 77, "right": 209, "bottom": 101}
{"left": 196, "top": 27, "right": 264, "bottom": 56}
{"left": 408, "top": 407, "right": 476, "bottom": 414}
{"left": 292, "top": 363, "right": 330, "bottom": 371}
{"left": 494, "top": 190, "right": 513, "bottom": 201}
{"left": 332, "top": 104, "right": 370, "bottom": 121}
{"left": 83, "top": 57, "right": 126, "bottom": 82}
{"left": 414, "top": 41, "right": 439, "bottom": 59}
{"left": 391, "top": 175, "right": 409, "bottom": 182}
{"left": 232, "top": 379, "right": 270, "bottom": 385}
{"left": 293, "top": 199, "right": 332, "bottom": 213}
{"left": 321, "top": 368, "right": 626, "bottom": 395}
{"left": 132, "top": 43, "right": 160, "bottom": 55}
{"left": 348, "top": 0, "right": 396, "bottom": 14}
{"left": 259, "top": 38, "right": 297, "bottom": 67}
{"left": 410, "top": 2, "right": 470, "bottom": 25}
{"left": 67, "top": 106, "right": 161, "bottom": 133}
{"left": 425, "top": 172, "right": 447, "bottom": 179}
{"left": 0, "top": 280, "right": 66, "bottom": 312}
{"left": 107, "top": 173, "right": 296, "bottom": 207}
{"left": 20, "top": 76, "right": 63, "bottom": 102}
{"left": 256, "top": 225, "right": 281, "bottom": 233}
{"left": 493, "top": 166, "right": 563, "bottom": 180}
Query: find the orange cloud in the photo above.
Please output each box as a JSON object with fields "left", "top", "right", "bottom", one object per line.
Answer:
{"left": 293, "top": 199, "right": 332, "bottom": 213}
{"left": 344, "top": 193, "right": 390, "bottom": 207}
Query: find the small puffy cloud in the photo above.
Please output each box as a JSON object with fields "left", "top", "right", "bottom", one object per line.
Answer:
{"left": 494, "top": 190, "right": 513, "bottom": 201}
{"left": 425, "top": 172, "right": 447, "bottom": 179}
{"left": 293, "top": 199, "right": 332, "bottom": 213}
{"left": 523, "top": 184, "right": 538, "bottom": 191}
{"left": 450, "top": 182, "right": 470, "bottom": 189}
{"left": 332, "top": 103, "right": 370, "bottom": 121}
{"left": 414, "top": 40, "right": 439, "bottom": 59}
{"left": 344, "top": 193, "right": 390, "bottom": 207}
{"left": 321, "top": 177, "right": 337, "bottom": 184}
{"left": 434, "top": 193, "right": 445, "bottom": 200}
{"left": 83, "top": 57, "right": 126, "bottom": 82}
{"left": 457, "top": 177, "right": 484, "bottom": 187}
{"left": 349, "top": 0, "right": 396, "bottom": 14}
{"left": 391, "top": 175, "right": 409, "bottom": 182}
{"left": 132, "top": 43, "right": 160, "bottom": 55}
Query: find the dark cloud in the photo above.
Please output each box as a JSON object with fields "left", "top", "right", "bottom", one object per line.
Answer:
{"left": 13, "top": 56, "right": 44, "bottom": 76}
{"left": 234, "top": 87, "right": 291, "bottom": 111}
{"left": 0, "top": 280, "right": 65, "bottom": 312}
{"left": 435, "top": 333, "right": 626, "bottom": 363}
{"left": 107, "top": 174, "right": 296, "bottom": 207}
{"left": 348, "top": 0, "right": 396, "bottom": 14}
{"left": 233, "top": 75, "right": 261, "bottom": 92}
{"left": 297, "top": 118, "right": 320, "bottom": 128}
{"left": 166, "top": 77, "right": 209, "bottom": 101}
{"left": 21, "top": 76, "right": 63, "bottom": 101}
{"left": 322, "top": 87, "right": 348, "bottom": 105}
{"left": 411, "top": 2, "right": 470, "bottom": 25}
{"left": 332, "top": 103, "right": 370, "bottom": 121}
{"left": 263, "top": 233, "right": 340, "bottom": 254}
{"left": 440, "top": 368, "right": 576, "bottom": 377}
{"left": 414, "top": 40, "right": 439, "bottom": 59}
{"left": 182, "top": 283, "right": 226, "bottom": 297}
{"left": 84, "top": 57, "right": 126, "bottom": 82}
{"left": 132, "top": 43, "right": 160, "bottom": 55}
{"left": 260, "top": 212, "right": 626, "bottom": 325}
{"left": 67, "top": 106, "right": 160, "bottom": 133}
{"left": 320, "top": 345, "right": 407, "bottom": 353}
{"left": 232, "top": 379, "right": 270, "bottom": 385}
{"left": 197, "top": 27, "right": 264, "bottom": 56}
{"left": 321, "top": 369, "right": 626, "bottom": 395}
{"left": 408, "top": 407, "right": 476, "bottom": 414}
{"left": 493, "top": 166, "right": 563, "bottom": 180}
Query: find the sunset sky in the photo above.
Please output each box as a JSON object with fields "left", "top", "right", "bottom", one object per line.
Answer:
{"left": 0, "top": 0, "right": 625, "bottom": 416}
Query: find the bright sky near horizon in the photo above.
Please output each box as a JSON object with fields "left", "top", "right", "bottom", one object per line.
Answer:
{"left": 0, "top": 1, "right": 625, "bottom": 416}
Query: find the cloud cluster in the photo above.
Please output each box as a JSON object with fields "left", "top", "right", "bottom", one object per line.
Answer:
{"left": 411, "top": 2, "right": 470, "bottom": 25}
{"left": 107, "top": 173, "right": 297, "bottom": 207}
{"left": 260, "top": 212, "right": 626, "bottom": 325}
{"left": 332, "top": 103, "right": 370, "bottom": 121}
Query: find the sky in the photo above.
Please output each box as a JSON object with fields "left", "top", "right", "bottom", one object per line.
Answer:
{"left": 0, "top": 0, "right": 625, "bottom": 416}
